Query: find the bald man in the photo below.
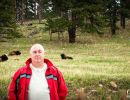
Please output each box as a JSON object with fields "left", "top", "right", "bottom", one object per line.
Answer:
{"left": 8, "top": 44, "right": 68, "bottom": 100}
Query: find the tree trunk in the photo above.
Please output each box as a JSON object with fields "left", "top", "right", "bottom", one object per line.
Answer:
{"left": 111, "top": 18, "right": 116, "bottom": 35}
{"left": 68, "top": 26, "right": 76, "bottom": 43}
{"left": 16, "top": 0, "right": 21, "bottom": 23}
{"left": 111, "top": 0, "right": 117, "bottom": 36}
{"left": 68, "top": 10, "right": 76, "bottom": 43}
{"left": 24, "top": 0, "right": 28, "bottom": 20}
{"left": 34, "top": 0, "right": 37, "bottom": 19}
{"left": 20, "top": 0, "right": 24, "bottom": 25}
{"left": 90, "top": 15, "right": 94, "bottom": 27}
{"left": 120, "top": 0, "right": 126, "bottom": 29}
{"left": 120, "top": 15, "right": 125, "bottom": 29}
{"left": 37, "top": 0, "right": 42, "bottom": 23}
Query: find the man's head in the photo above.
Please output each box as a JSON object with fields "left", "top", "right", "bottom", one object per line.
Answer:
{"left": 30, "top": 44, "right": 45, "bottom": 63}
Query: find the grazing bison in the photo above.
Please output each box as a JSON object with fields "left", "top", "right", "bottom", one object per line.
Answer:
{"left": 0, "top": 54, "right": 8, "bottom": 62}
{"left": 27, "top": 23, "right": 32, "bottom": 26}
{"left": 8, "top": 50, "right": 21, "bottom": 56}
{"left": 60, "top": 53, "right": 73, "bottom": 60}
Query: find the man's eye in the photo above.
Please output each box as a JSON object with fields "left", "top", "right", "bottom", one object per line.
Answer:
{"left": 38, "top": 50, "right": 42, "bottom": 53}
{"left": 33, "top": 51, "right": 37, "bottom": 53}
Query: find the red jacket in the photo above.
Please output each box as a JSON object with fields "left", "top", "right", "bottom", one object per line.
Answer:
{"left": 8, "top": 58, "right": 68, "bottom": 100}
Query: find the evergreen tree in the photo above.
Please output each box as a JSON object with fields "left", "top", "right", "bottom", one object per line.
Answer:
{"left": 0, "top": 0, "right": 15, "bottom": 27}
{"left": 43, "top": 0, "right": 105, "bottom": 43}
{"left": 0, "top": 0, "right": 19, "bottom": 40}
{"left": 120, "top": 0, "right": 130, "bottom": 29}
{"left": 103, "top": 0, "right": 120, "bottom": 35}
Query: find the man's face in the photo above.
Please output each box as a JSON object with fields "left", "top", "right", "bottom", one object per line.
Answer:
{"left": 30, "top": 46, "right": 44, "bottom": 63}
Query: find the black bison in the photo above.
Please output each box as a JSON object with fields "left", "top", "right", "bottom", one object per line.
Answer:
{"left": 0, "top": 54, "right": 8, "bottom": 62}
{"left": 8, "top": 50, "right": 21, "bottom": 56}
{"left": 60, "top": 53, "right": 73, "bottom": 60}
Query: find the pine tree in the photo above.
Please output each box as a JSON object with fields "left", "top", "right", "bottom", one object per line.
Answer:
{"left": 0, "top": 0, "right": 18, "bottom": 40}
{"left": 0, "top": 0, "right": 15, "bottom": 27}
{"left": 120, "top": 0, "right": 130, "bottom": 29}
{"left": 43, "top": 0, "right": 105, "bottom": 43}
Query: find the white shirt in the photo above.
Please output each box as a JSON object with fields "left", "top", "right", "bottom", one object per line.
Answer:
{"left": 28, "top": 63, "right": 50, "bottom": 100}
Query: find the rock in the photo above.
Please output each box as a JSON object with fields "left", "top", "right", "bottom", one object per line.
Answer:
{"left": 110, "top": 81, "right": 118, "bottom": 90}
{"left": 76, "top": 88, "right": 87, "bottom": 100}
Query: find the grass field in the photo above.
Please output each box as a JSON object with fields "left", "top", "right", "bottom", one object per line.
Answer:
{"left": 0, "top": 22, "right": 130, "bottom": 99}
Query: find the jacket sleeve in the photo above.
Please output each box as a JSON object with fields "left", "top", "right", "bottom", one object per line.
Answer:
{"left": 8, "top": 70, "right": 20, "bottom": 100}
{"left": 57, "top": 70, "right": 68, "bottom": 100}
{"left": 8, "top": 77, "right": 17, "bottom": 100}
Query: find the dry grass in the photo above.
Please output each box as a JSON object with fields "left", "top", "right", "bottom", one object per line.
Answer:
{"left": 0, "top": 21, "right": 130, "bottom": 99}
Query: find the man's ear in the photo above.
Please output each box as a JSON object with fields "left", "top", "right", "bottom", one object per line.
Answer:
{"left": 44, "top": 51, "right": 46, "bottom": 55}
{"left": 29, "top": 55, "right": 31, "bottom": 58}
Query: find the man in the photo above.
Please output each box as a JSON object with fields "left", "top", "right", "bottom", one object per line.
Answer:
{"left": 8, "top": 44, "right": 68, "bottom": 100}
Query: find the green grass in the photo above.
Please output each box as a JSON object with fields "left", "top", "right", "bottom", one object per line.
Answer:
{"left": 0, "top": 22, "right": 130, "bottom": 99}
